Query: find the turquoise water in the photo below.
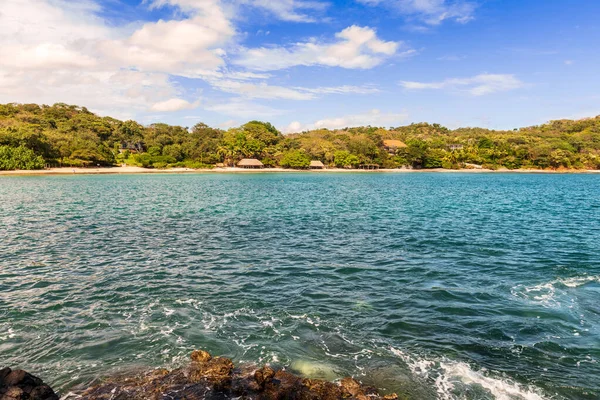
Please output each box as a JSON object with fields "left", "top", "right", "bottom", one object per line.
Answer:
{"left": 1, "top": 173, "right": 599, "bottom": 399}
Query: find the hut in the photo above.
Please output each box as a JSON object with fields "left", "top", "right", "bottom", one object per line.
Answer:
{"left": 383, "top": 140, "right": 407, "bottom": 155}
{"left": 119, "top": 141, "right": 144, "bottom": 154}
{"left": 310, "top": 160, "right": 325, "bottom": 169}
{"left": 358, "top": 164, "right": 380, "bottom": 170}
{"left": 237, "top": 159, "right": 264, "bottom": 169}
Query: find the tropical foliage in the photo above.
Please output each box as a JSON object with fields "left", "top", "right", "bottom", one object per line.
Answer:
{"left": 1, "top": 103, "right": 599, "bottom": 170}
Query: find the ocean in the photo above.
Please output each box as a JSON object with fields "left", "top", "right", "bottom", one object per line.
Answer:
{"left": 0, "top": 173, "right": 598, "bottom": 399}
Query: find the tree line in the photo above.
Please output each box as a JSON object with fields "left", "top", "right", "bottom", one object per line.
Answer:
{"left": 1, "top": 103, "right": 599, "bottom": 170}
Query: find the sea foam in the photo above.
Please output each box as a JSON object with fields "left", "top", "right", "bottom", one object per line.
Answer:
{"left": 511, "top": 274, "right": 600, "bottom": 307}
{"left": 390, "top": 348, "right": 546, "bottom": 400}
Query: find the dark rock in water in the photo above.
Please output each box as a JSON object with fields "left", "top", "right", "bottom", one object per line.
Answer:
{"left": 76, "top": 350, "right": 399, "bottom": 399}
{"left": 190, "top": 349, "right": 212, "bottom": 363}
{"left": 0, "top": 367, "right": 59, "bottom": 400}
{"left": 3, "top": 351, "right": 399, "bottom": 400}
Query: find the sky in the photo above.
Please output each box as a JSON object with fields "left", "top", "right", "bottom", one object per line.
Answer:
{"left": 1, "top": 0, "right": 599, "bottom": 132}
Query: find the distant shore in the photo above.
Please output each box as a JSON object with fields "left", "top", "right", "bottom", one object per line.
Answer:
{"left": 1, "top": 166, "right": 600, "bottom": 176}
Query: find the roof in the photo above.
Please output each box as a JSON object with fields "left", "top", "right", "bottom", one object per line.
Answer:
{"left": 310, "top": 160, "right": 325, "bottom": 168}
{"left": 383, "top": 140, "right": 407, "bottom": 148}
{"left": 237, "top": 158, "right": 264, "bottom": 167}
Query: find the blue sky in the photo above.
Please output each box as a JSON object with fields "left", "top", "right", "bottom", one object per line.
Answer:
{"left": 1, "top": 0, "right": 598, "bottom": 131}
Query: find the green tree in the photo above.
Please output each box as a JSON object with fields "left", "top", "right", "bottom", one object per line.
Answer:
{"left": 0, "top": 145, "right": 45, "bottom": 170}
{"left": 280, "top": 150, "right": 310, "bottom": 168}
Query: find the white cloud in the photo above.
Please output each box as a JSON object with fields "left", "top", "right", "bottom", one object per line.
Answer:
{"left": 207, "top": 78, "right": 380, "bottom": 100}
{"left": 235, "top": 25, "right": 409, "bottom": 71}
{"left": 283, "top": 109, "right": 409, "bottom": 132}
{"left": 0, "top": 0, "right": 236, "bottom": 115}
{"left": 151, "top": 98, "right": 200, "bottom": 112}
{"left": 357, "top": 0, "right": 476, "bottom": 25}
{"left": 205, "top": 99, "right": 286, "bottom": 118}
{"left": 0, "top": 0, "right": 381, "bottom": 119}
{"left": 238, "top": 0, "right": 329, "bottom": 22}
{"left": 208, "top": 80, "right": 316, "bottom": 100}
{"left": 102, "top": 1, "right": 235, "bottom": 77}
{"left": 2, "top": 43, "right": 98, "bottom": 70}
{"left": 298, "top": 85, "right": 380, "bottom": 95}
{"left": 151, "top": 0, "right": 328, "bottom": 23}
{"left": 400, "top": 74, "right": 524, "bottom": 96}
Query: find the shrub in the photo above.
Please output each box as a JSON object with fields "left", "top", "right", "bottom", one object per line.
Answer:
{"left": 280, "top": 150, "right": 310, "bottom": 168}
{"left": 0, "top": 145, "right": 45, "bottom": 170}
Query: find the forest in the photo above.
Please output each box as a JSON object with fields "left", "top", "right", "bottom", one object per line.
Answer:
{"left": 1, "top": 102, "right": 599, "bottom": 171}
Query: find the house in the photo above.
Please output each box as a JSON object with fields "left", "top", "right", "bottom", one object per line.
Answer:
{"left": 119, "top": 141, "right": 144, "bottom": 154}
{"left": 358, "top": 164, "right": 380, "bottom": 170}
{"left": 237, "top": 159, "right": 264, "bottom": 169}
{"left": 383, "top": 140, "right": 407, "bottom": 154}
{"left": 310, "top": 161, "right": 325, "bottom": 169}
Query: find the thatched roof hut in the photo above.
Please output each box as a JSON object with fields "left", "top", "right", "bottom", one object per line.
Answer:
{"left": 310, "top": 160, "right": 325, "bottom": 169}
{"left": 383, "top": 140, "right": 407, "bottom": 149}
{"left": 238, "top": 158, "right": 264, "bottom": 168}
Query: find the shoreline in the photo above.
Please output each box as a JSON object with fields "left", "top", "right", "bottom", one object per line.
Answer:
{"left": 1, "top": 350, "right": 400, "bottom": 400}
{"left": 1, "top": 166, "right": 600, "bottom": 176}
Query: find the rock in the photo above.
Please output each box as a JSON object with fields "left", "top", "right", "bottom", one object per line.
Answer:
{"left": 190, "top": 349, "right": 212, "bottom": 363}
{"left": 262, "top": 370, "right": 303, "bottom": 400}
{"left": 4, "top": 350, "right": 403, "bottom": 400}
{"left": 0, "top": 367, "right": 58, "bottom": 400}
{"left": 290, "top": 360, "right": 338, "bottom": 381}
{"left": 2, "top": 386, "right": 24, "bottom": 399}
{"left": 254, "top": 366, "right": 275, "bottom": 388}
{"left": 190, "top": 356, "right": 233, "bottom": 381}
{"left": 302, "top": 378, "right": 343, "bottom": 400}
{"left": 340, "top": 377, "right": 362, "bottom": 397}
{"left": 0, "top": 368, "right": 11, "bottom": 383}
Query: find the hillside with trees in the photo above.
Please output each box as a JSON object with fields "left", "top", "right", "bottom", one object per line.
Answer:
{"left": 1, "top": 103, "right": 599, "bottom": 171}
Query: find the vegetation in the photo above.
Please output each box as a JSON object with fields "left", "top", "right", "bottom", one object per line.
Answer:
{"left": 1, "top": 102, "right": 599, "bottom": 171}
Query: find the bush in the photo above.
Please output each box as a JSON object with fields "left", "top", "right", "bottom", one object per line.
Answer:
{"left": 0, "top": 145, "right": 45, "bottom": 170}
{"left": 130, "top": 153, "right": 177, "bottom": 168}
{"left": 174, "top": 161, "right": 214, "bottom": 169}
{"left": 280, "top": 150, "right": 310, "bottom": 168}
{"left": 333, "top": 151, "right": 360, "bottom": 168}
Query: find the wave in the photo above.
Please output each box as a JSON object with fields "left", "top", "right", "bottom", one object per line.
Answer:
{"left": 390, "top": 348, "right": 546, "bottom": 400}
{"left": 511, "top": 274, "right": 600, "bottom": 307}
{"left": 558, "top": 275, "right": 600, "bottom": 288}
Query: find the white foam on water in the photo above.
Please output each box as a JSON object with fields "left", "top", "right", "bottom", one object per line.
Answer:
{"left": 390, "top": 347, "right": 434, "bottom": 377}
{"left": 559, "top": 275, "right": 600, "bottom": 288}
{"left": 511, "top": 282, "right": 558, "bottom": 307}
{"left": 511, "top": 274, "right": 600, "bottom": 308}
{"left": 176, "top": 299, "right": 202, "bottom": 309}
{"left": 390, "top": 348, "right": 547, "bottom": 400}
{"left": 439, "top": 362, "right": 546, "bottom": 400}
{"left": 163, "top": 308, "right": 175, "bottom": 316}
{"left": 0, "top": 327, "right": 16, "bottom": 341}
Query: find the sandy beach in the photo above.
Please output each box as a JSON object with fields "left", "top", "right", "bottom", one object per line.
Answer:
{"left": 1, "top": 166, "right": 600, "bottom": 176}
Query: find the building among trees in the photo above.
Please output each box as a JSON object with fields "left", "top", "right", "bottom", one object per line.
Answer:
{"left": 237, "top": 159, "right": 264, "bottom": 169}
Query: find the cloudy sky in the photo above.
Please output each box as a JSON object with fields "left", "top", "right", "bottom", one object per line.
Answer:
{"left": 1, "top": 0, "right": 598, "bottom": 131}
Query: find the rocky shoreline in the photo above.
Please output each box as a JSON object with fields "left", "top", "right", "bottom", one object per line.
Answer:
{"left": 1, "top": 350, "right": 400, "bottom": 400}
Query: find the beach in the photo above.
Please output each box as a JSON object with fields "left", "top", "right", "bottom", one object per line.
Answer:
{"left": 1, "top": 166, "right": 599, "bottom": 176}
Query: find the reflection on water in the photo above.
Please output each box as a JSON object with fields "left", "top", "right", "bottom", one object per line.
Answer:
{"left": 0, "top": 173, "right": 599, "bottom": 399}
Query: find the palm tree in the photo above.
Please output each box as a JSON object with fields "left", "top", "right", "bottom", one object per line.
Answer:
{"left": 217, "top": 145, "right": 235, "bottom": 166}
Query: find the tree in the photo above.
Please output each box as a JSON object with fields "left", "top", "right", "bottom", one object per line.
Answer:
{"left": 280, "top": 150, "right": 310, "bottom": 168}
{"left": 334, "top": 151, "right": 360, "bottom": 168}
{"left": 0, "top": 145, "right": 45, "bottom": 170}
